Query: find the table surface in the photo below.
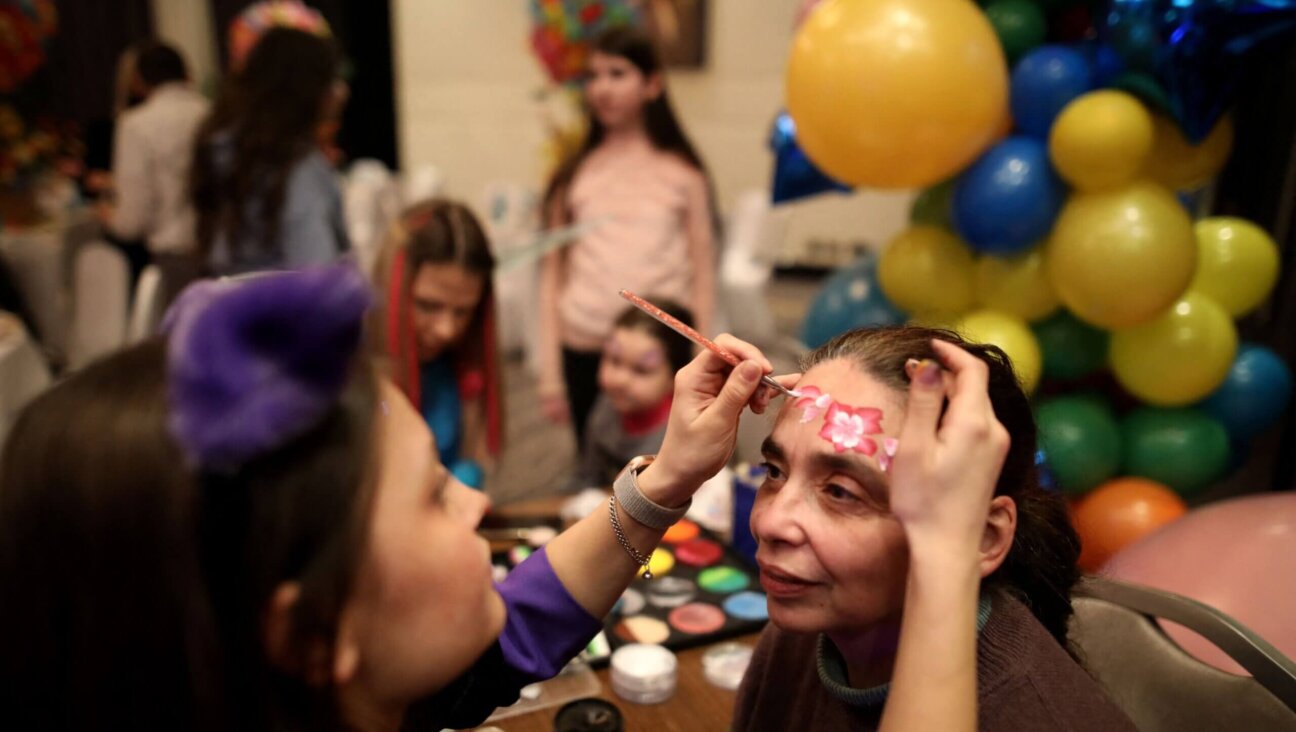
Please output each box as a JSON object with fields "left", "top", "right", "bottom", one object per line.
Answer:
{"left": 483, "top": 494, "right": 755, "bottom": 731}
{"left": 484, "top": 635, "right": 752, "bottom": 732}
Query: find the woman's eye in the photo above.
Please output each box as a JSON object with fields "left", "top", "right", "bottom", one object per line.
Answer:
{"left": 758, "top": 461, "right": 784, "bottom": 481}
{"left": 825, "top": 484, "right": 857, "bottom": 502}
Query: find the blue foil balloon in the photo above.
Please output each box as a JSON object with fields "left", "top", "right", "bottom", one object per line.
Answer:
{"left": 952, "top": 136, "right": 1066, "bottom": 254}
{"left": 770, "top": 111, "right": 851, "bottom": 205}
{"left": 1199, "top": 343, "right": 1293, "bottom": 441}
{"left": 1009, "top": 45, "right": 1093, "bottom": 138}
{"left": 1101, "top": 0, "right": 1296, "bottom": 142}
{"left": 801, "top": 257, "right": 905, "bottom": 349}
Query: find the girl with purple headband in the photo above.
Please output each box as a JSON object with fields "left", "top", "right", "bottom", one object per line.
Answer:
{"left": 0, "top": 263, "right": 780, "bottom": 731}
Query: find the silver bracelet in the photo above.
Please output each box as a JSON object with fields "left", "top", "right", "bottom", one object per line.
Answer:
{"left": 608, "top": 496, "right": 656, "bottom": 578}
{"left": 612, "top": 455, "right": 691, "bottom": 530}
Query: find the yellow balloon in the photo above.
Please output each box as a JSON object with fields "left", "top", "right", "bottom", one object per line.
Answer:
{"left": 1046, "top": 182, "right": 1196, "bottom": 329}
{"left": 879, "top": 226, "right": 975, "bottom": 316}
{"left": 786, "top": 0, "right": 1007, "bottom": 188}
{"left": 1048, "top": 91, "right": 1154, "bottom": 191}
{"left": 953, "top": 309, "right": 1042, "bottom": 392}
{"left": 1143, "top": 114, "right": 1233, "bottom": 191}
{"left": 975, "top": 249, "right": 1060, "bottom": 323}
{"left": 1110, "top": 292, "right": 1238, "bottom": 406}
{"left": 1189, "top": 217, "right": 1280, "bottom": 317}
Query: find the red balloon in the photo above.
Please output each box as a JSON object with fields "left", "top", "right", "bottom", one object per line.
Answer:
{"left": 1072, "top": 477, "right": 1186, "bottom": 572}
{"left": 1104, "top": 493, "right": 1296, "bottom": 674}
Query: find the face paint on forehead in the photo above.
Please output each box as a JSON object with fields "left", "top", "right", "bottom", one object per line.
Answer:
{"left": 635, "top": 347, "right": 665, "bottom": 370}
{"left": 791, "top": 384, "right": 898, "bottom": 465}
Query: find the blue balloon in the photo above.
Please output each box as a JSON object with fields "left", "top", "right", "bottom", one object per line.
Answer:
{"left": 769, "top": 111, "right": 851, "bottom": 205}
{"left": 1009, "top": 45, "right": 1093, "bottom": 138}
{"left": 951, "top": 136, "right": 1065, "bottom": 254}
{"left": 801, "top": 257, "right": 905, "bottom": 349}
{"left": 1102, "top": 0, "right": 1296, "bottom": 142}
{"left": 1199, "top": 343, "right": 1293, "bottom": 441}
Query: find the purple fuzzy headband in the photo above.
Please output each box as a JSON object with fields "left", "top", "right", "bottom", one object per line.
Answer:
{"left": 162, "top": 264, "right": 373, "bottom": 471}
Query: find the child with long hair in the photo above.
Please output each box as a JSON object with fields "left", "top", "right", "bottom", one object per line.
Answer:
{"left": 190, "top": 27, "right": 349, "bottom": 275}
{"left": 538, "top": 26, "right": 716, "bottom": 445}
{"left": 373, "top": 199, "right": 503, "bottom": 489}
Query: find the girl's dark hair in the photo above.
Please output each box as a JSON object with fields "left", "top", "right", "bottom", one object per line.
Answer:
{"left": 803, "top": 326, "right": 1082, "bottom": 647}
{"left": 613, "top": 297, "right": 695, "bottom": 373}
{"left": 541, "top": 26, "right": 710, "bottom": 220}
{"left": 401, "top": 199, "right": 496, "bottom": 282}
{"left": 191, "top": 28, "right": 339, "bottom": 261}
{"left": 0, "top": 339, "right": 378, "bottom": 731}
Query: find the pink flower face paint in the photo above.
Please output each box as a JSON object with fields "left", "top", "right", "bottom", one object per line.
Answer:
{"left": 793, "top": 385, "right": 833, "bottom": 424}
{"left": 794, "top": 384, "right": 896, "bottom": 461}
{"left": 819, "top": 402, "right": 883, "bottom": 455}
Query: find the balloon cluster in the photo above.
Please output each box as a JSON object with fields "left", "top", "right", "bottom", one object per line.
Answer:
{"left": 228, "top": 0, "right": 331, "bottom": 71}
{"left": 527, "top": 0, "right": 640, "bottom": 86}
{"left": 0, "top": 0, "right": 56, "bottom": 93}
{"left": 793, "top": 0, "right": 1293, "bottom": 573}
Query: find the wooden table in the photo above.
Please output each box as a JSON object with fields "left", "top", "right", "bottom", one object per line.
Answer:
{"left": 483, "top": 635, "right": 754, "bottom": 732}
{"left": 482, "top": 495, "right": 755, "bottom": 731}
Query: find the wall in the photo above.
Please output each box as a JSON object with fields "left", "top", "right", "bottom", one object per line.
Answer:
{"left": 149, "top": 0, "right": 220, "bottom": 93}
{"left": 391, "top": 0, "right": 914, "bottom": 255}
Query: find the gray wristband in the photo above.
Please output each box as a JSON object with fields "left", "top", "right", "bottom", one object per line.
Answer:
{"left": 613, "top": 455, "right": 691, "bottom": 530}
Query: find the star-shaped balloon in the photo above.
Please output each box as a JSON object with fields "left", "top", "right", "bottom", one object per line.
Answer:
{"left": 1101, "top": 0, "right": 1296, "bottom": 142}
{"left": 769, "top": 111, "right": 851, "bottom": 205}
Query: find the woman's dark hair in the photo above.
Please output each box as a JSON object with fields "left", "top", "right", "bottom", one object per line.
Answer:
{"left": 541, "top": 26, "right": 710, "bottom": 220}
{"left": 191, "top": 27, "right": 339, "bottom": 262}
{"left": 0, "top": 338, "right": 378, "bottom": 731}
{"left": 803, "top": 326, "right": 1082, "bottom": 647}
{"left": 613, "top": 297, "right": 695, "bottom": 373}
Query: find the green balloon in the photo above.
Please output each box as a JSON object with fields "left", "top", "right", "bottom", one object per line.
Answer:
{"left": 984, "top": 0, "right": 1047, "bottom": 65}
{"left": 910, "top": 179, "right": 956, "bottom": 228}
{"left": 1121, "top": 407, "right": 1231, "bottom": 497}
{"left": 1036, "top": 396, "right": 1121, "bottom": 496}
{"left": 1032, "top": 310, "right": 1109, "bottom": 382}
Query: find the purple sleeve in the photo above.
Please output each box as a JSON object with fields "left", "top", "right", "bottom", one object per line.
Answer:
{"left": 494, "top": 546, "right": 604, "bottom": 681}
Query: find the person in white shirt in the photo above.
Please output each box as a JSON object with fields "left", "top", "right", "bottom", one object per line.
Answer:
{"left": 96, "top": 42, "right": 209, "bottom": 270}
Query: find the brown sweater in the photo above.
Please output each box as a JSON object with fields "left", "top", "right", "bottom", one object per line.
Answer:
{"left": 733, "top": 592, "right": 1137, "bottom": 732}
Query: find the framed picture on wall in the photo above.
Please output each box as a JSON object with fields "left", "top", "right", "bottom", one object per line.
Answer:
{"left": 642, "top": 0, "right": 708, "bottom": 68}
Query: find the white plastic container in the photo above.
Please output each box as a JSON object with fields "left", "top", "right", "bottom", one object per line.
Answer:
{"left": 610, "top": 643, "right": 678, "bottom": 704}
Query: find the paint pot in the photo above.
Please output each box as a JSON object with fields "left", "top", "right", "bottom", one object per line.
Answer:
{"left": 614, "top": 587, "right": 645, "bottom": 616}
{"left": 611, "top": 643, "right": 678, "bottom": 704}
{"left": 698, "top": 565, "right": 750, "bottom": 593}
{"left": 702, "top": 642, "right": 755, "bottom": 690}
{"left": 662, "top": 518, "right": 700, "bottom": 544}
{"left": 668, "top": 602, "right": 726, "bottom": 635}
{"left": 613, "top": 615, "right": 671, "bottom": 645}
{"left": 722, "top": 591, "right": 769, "bottom": 621}
{"left": 646, "top": 577, "right": 697, "bottom": 608}
{"left": 637, "top": 547, "right": 675, "bottom": 578}
{"left": 674, "top": 538, "right": 724, "bottom": 567}
{"left": 554, "top": 697, "right": 624, "bottom": 732}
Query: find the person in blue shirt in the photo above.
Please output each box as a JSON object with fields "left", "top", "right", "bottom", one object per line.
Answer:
{"left": 376, "top": 199, "right": 502, "bottom": 488}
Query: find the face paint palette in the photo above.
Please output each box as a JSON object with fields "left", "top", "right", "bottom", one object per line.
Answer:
{"left": 581, "top": 520, "right": 768, "bottom": 666}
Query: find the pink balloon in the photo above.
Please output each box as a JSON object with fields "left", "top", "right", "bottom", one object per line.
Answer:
{"left": 1103, "top": 493, "right": 1296, "bottom": 675}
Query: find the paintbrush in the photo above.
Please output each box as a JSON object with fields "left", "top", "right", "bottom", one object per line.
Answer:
{"left": 619, "top": 289, "right": 801, "bottom": 399}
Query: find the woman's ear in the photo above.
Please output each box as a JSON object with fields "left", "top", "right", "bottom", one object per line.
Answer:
{"left": 333, "top": 605, "right": 361, "bottom": 685}
{"left": 264, "top": 582, "right": 303, "bottom": 673}
{"left": 978, "top": 495, "right": 1017, "bottom": 579}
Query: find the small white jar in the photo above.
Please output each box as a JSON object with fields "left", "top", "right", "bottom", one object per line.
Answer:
{"left": 610, "top": 643, "right": 678, "bottom": 704}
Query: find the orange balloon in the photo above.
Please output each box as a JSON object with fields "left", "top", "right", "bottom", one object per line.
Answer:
{"left": 1072, "top": 477, "right": 1187, "bottom": 572}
